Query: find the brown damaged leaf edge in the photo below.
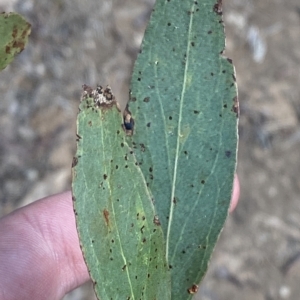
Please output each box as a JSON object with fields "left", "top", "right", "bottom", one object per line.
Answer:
{"left": 72, "top": 156, "right": 78, "bottom": 168}
{"left": 232, "top": 96, "right": 239, "bottom": 117}
{"left": 213, "top": 0, "right": 223, "bottom": 15}
{"left": 12, "top": 26, "right": 18, "bottom": 39}
{"left": 81, "top": 84, "right": 135, "bottom": 135}
{"left": 82, "top": 84, "right": 118, "bottom": 110}
{"left": 212, "top": 0, "right": 239, "bottom": 120}
{"left": 187, "top": 284, "right": 199, "bottom": 295}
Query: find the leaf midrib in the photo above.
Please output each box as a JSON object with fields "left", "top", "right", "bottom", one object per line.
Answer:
{"left": 165, "top": 2, "right": 195, "bottom": 262}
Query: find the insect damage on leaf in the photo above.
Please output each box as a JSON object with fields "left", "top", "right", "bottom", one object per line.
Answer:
{"left": 82, "top": 84, "right": 119, "bottom": 110}
{"left": 123, "top": 106, "right": 134, "bottom": 135}
{"left": 187, "top": 284, "right": 198, "bottom": 294}
{"left": 81, "top": 84, "right": 135, "bottom": 135}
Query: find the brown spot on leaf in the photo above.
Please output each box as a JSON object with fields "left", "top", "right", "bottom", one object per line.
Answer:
{"left": 231, "top": 96, "right": 239, "bottom": 117}
{"left": 227, "top": 57, "right": 233, "bottom": 64}
{"left": 21, "top": 23, "right": 31, "bottom": 38}
{"left": 187, "top": 284, "right": 198, "bottom": 294}
{"left": 213, "top": 0, "right": 222, "bottom": 15}
{"left": 82, "top": 84, "right": 93, "bottom": 95}
{"left": 12, "top": 40, "right": 25, "bottom": 52}
{"left": 72, "top": 157, "right": 78, "bottom": 168}
{"left": 5, "top": 45, "right": 11, "bottom": 54}
{"left": 12, "top": 26, "right": 18, "bottom": 38}
{"left": 153, "top": 215, "right": 161, "bottom": 226}
{"left": 103, "top": 209, "right": 110, "bottom": 227}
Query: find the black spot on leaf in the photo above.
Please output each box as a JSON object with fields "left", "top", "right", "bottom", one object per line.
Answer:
{"left": 72, "top": 157, "right": 78, "bottom": 168}
{"left": 225, "top": 150, "right": 232, "bottom": 158}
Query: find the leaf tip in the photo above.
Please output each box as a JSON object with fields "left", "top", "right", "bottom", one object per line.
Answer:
{"left": 81, "top": 84, "right": 119, "bottom": 110}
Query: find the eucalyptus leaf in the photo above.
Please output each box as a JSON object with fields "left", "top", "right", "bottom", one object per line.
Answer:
{"left": 72, "top": 86, "right": 171, "bottom": 300}
{"left": 127, "top": 0, "right": 238, "bottom": 298}
{"left": 0, "top": 12, "right": 31, "bottom": 71}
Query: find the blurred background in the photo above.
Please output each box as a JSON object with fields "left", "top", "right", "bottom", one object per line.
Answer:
{"left": 0, "top": 0, "right": 300, "bottom": 299}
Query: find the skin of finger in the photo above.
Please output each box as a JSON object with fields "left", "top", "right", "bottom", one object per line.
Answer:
{"left": 0, "top": 191, "right": 89, "bottom": 300}
{"left": 229, "top": 175, "right": 240, "bottom": 213}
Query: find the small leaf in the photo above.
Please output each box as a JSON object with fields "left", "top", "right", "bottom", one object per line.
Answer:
{"left": 0, "top": 12, "right": 31, "bottom": 71}
{"left": 72, "top": 85, "right": 171, "bottom": 300}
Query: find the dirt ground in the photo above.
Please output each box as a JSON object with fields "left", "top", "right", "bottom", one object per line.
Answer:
{"left": 0, "top": 0, "right": 300, "bottom": 299}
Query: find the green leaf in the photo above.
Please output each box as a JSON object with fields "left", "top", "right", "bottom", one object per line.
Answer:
{"left": 127, "top": 0, "right": 238, "bottom": 298}
{"left": 0, "top": 12, "right": 31, "bottom": 71}
{"left": 72, "top": 0, "right": 238, "bottom": 299}
{"left": 72, "top": 86, "right": 171, "bottom": 300}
